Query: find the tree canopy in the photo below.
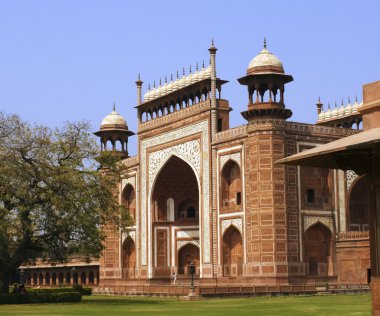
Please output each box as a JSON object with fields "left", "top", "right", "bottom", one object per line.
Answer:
{"left": 0, "top": 112, "right": 129, "bottom": 293}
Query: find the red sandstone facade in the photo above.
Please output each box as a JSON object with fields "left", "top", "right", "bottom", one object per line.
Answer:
{"left": 93, "top": 41, "right": 370, "bottom": 294}
{"left": 21, "top": 41, "right": 370, "bottom": 294}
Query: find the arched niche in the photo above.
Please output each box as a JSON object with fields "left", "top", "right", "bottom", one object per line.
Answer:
{"left": 304, "top": 223, "right": 333, "bottom": 276}
{"left": 348, "top": 175, "right": 370, "bottom": 231}
{"left": 122, "top": 184, "right": 136, "bottom": 221}
{"left": 221, "top": 160, "right": 242, "bottom": 213}
{"left": 122, "top": 236, "right": 136, "bottom": 278}
{"left": 222, "top": 226, "right": 243, "bottom": 276}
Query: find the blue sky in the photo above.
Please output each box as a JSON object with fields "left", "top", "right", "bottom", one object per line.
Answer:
{"left": 1, "top": 0, "right": 379, "bottom": 156}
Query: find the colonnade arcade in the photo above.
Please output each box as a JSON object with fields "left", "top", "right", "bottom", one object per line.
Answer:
{"left": 24, "top": 267, "right": 99, "bottom": 286}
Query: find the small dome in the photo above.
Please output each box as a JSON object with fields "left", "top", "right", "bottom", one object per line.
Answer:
{"left": 318, "top": 110, "right": 325, "bottom": 121}
{"left": 352, "top": 100, "right": 359, "bottom": 113}
{"left": 178, "top": 74, "right": 187, "bottom": 88}
{"left": 101, "top": 105, "right": 128, "bottom": 128}
{"left": 345, "top": 103, "right": 353, "bottom": 115}
{"left": 331, "top": 106, "right": 338, "bottom": 117}
{"left": 338, "top": 104, "right": 345, "bottom": 116}
{"left": 247, "top": 40, "right": 284, "bottom": 75}
{"left": 324, "top": 107, "right": 332, "bottom": 119}
{"left": 204, "top": 66, "right": 212, "bottom": 78}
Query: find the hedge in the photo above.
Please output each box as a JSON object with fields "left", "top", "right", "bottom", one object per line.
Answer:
{"left": 28, "top": 286, "right": 92, "bottom": 296}
{"left": 0, "top": 292, "right": 82, "bottom": 304}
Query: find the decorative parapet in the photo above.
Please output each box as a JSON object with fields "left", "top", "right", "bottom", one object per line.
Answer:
{"left": 214, "top": 125, "right": 247, "bottom": 143}
{"left": 286, "top": 121, "right": 359, "bottom": 137}
{"left": 338, "top": 231, "right": 369, "bottom": 240}
{"left": 143, "top": 66, "right": 212, "bottom": 102}
{"left": 317, "top": 100, "right": 363, "bottom": 123}
{"left": 138, "top": 100, "right": 210, "bottom": 132}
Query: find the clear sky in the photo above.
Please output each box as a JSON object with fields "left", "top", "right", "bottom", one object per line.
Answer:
{"left": 1, "top": 0, "right": 379, "bottom": 156}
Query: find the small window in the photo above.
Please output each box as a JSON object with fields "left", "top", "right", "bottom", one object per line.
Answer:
{"left": 236, "top": 192, "right": 241, "bottom": 205}
{"left": 187, "top": 207, "right": 196, "bottom": 218}
{"left": 306, "top": 189, "right": 315, "bottom": 204}
{"left": 218, "top": 119, "right": 223, "bottom": 132}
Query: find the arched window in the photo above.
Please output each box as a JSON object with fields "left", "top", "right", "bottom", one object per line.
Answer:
{"left": 177, "top": 198, "right": 198, "bottom": 220}
{"left": 221, "top": 160, "right": 242, "bottom": 213}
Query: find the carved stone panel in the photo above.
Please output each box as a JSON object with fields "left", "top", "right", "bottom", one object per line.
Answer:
{"left": 303, "top": 215, "right": 334, "bottom": 233}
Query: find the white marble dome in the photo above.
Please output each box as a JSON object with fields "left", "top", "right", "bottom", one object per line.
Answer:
{"left": 101, "top": 106, "right": 128, "bottom": 128}
{"left": 247, "top": 42, "right": 284, "bottom": 74}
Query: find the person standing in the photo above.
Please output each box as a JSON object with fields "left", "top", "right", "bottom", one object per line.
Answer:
{"left": 172, "top": 272, "right": 177, "bottom": 285}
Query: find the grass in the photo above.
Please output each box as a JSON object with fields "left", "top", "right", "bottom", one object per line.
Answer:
{"left": 0, "top": 294, "right": 371, "bottom": 316}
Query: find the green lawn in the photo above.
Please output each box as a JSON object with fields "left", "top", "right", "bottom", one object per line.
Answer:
{"left": 0, "top": 294, "right": 371, "bottom": 316}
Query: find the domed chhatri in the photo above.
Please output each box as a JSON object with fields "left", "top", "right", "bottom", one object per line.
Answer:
{"left": 100, "top": 104, "right": 129, "bottom": 129}
{"left": 238, "top": 39, "right": 293, "bottom": 121}
{"left": 247, "top": 38, "right": 284, "bottom": 75}
{"left": 94, "top": 104, "right": 134, "bottom": 159}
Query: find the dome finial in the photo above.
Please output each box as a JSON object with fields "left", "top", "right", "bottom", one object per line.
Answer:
{"left": 348, "top": 96, "right": 351, "bottom": 104}
{"left": 148, "top": 83, "right": 151, "bottom": 90}
{"left": 171, "top": 73, "right": 173, "bottom": 81}
{"left": 355, "top": 95, "right": 358, "bottom": 103}
{"left": 183, "top": 67, "right": 185, "bottom": 76}
{"left": 176, "top": 70, "right": 179, "bottom": 79}
{"left": 264, "top": 37, "right": 267, "bottom": 49}
{"left": 137, "top": 73, "right": 140, "bottom": 80}
{"left": 211, "top": 37, "right": 214, "bottom": 46}
{"left": 153, "top": 81, "right": 156, "bottom": 88}
{"left": 189, "top": 65, "right": 192, "bottom": 74}
{"left": 113, "top": 102, "right": 116, "bottom": 112}
{"left": 196, "top": 62, "right": 199, "bottom": 71}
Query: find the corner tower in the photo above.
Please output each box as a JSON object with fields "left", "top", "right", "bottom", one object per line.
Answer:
{"left": 238, "top": 39, "right": 293, "bottom": 121}
{"left": 240, "top": 40, "right": 293, "bottom": 279}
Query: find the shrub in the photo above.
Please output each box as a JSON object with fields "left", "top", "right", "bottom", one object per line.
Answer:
{"left": 27, "top": 286, "right": 92, "bottom": 296}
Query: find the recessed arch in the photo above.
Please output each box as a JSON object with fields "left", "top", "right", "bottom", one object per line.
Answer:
{"left": 304, "top": 222, "right": 333, "bottom": 276}
{"left": 178, "top": 243, "right": 200, "bottom": 275}
{"left": 348, "top": 175, "right": 369, "bottom": 231}
{"left": 122, "top": 184, "right": 136, "bottom": 221}
{"left": 122, "top": 236, "right": 136, "bottom": 278}
{"left": 222, "top": 226, "right": 243, "bottom": 276}
{"left": 220, "top": 160, "right": 242, "bottom": 213}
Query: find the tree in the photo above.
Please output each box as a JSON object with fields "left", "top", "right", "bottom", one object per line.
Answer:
{"left": 0, "top": 112, "right": 129, "bottom": 293}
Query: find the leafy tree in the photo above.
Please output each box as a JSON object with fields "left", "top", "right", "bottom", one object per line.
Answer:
{"left": 0, "top": 112, "right": 130, "bottom": 293}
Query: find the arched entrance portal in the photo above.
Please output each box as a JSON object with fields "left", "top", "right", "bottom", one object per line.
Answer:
{"left": 178, "top": 244, "right": 200, "bottom": 275}
{"left": 222, "top": 226, "right": 243, "bottom": 276}
{"left": 151, "top": 155, "right": 199, "bottom": 276}
{"left": 304, "top": 223, "right": 333, "bottom": 276}
{"left": 348, "top": 175, "right": 369, "bottom": 231}
{"left": 122, "top": 237, "right": 136, "bottom": 278}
